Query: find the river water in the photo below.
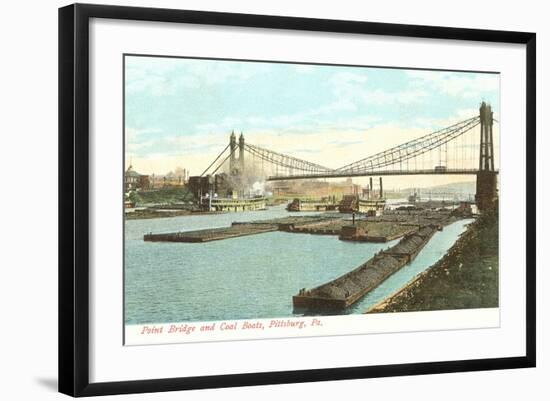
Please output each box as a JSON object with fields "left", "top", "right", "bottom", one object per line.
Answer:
{"left": 125, "top": 205, "right": 472, "bottom": 324}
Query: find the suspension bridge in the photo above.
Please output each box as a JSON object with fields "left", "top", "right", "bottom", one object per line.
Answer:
{"left": 196, "top": 102, "right": 498, "bottom": 210}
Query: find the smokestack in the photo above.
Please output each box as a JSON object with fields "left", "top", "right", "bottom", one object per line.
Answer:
{"left": 379, "top": 177, "right": 383, "bottom": 199}
{"left": 369, "top": 177, "right": 373, "bottom": 198}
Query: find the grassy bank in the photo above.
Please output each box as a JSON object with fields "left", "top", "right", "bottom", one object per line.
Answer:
{"left": 368, "top": 208, "right": 499, "bottom": 313}
{"left": 129, "top": 187, "right": 194, "bottom": 205}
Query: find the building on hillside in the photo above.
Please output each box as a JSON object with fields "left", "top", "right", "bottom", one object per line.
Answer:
{"left": 162, "top": 167, "right": 189, "bottom": 187}
{"left": 125, "top": 165, "right": 150, "bottom": 191}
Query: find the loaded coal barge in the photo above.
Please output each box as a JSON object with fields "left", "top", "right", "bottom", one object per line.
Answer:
{"left": 292, "top": 225, "right": 438, "bottom": 311}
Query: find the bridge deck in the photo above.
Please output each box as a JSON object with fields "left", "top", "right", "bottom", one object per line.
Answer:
{"left": 268, "top": 168, "right": 498, "bottom": 181}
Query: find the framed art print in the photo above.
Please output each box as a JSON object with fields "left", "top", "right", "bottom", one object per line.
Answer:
{"left": 58, "top": 3, "right": 536, "bottom": 397}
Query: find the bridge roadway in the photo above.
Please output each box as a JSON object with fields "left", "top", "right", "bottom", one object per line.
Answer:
{"left": 267, "top": 168, "right": 499, "bottom": 181}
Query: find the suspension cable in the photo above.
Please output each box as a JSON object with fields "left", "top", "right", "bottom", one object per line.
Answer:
{"left": 200, "top": 143, "right": 230, "bottom": 177}
{"left": 209, "top": 149, "right": 235, "bottom": 176}
{"left": 336, "top": 116, "right": 480, "bottom": 174}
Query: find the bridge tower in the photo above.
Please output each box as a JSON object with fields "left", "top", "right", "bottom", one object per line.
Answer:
{"left": 229, "top": 131, "right": 237, "bottom": 175}
{"left": 239, "top": 132, "right": 245, "bottom": 174}
{"left": 475, "top": 102, "right": 498, "bottom": 211}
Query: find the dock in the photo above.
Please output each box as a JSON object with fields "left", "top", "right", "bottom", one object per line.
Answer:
{"left": 143, "top": 223, "right": 278, "bottom": 243}
{"left": 292, "top": 225, "right": 438, "bottom": 311}
{"left": 142, "top": 209, "right": 460, "bottom": 244}
{"left": 142, "top": 216, "right": 339, "bottom": 243}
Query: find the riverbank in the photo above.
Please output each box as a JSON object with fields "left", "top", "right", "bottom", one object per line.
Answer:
{"left": 125, "top": 209, "right": 224, "bottom": 220}
{"left": 126, "top": 209, "right": 191, "bottom": 219}
{"left": 367, "top": 208, "right": 498, "bottom": 313}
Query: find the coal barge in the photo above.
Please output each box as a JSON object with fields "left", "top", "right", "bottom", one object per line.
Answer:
{"left": 292, "top": 225, "right": 439, "bottom": 311}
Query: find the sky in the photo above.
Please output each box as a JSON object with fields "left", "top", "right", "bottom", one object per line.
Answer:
{"left": 125, "top": 55, "right": 500, "bottom": 189}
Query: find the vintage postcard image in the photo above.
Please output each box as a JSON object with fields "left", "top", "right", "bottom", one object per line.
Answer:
{"left": 123, "top": 55, "right": 499, "bottom": 345}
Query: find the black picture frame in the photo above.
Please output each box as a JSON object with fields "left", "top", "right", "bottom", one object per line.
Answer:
{"left": 59, "top": 3, "right": 536, "bottom": 397}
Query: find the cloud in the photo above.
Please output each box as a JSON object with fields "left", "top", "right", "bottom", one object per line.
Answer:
{"left": 360, "top": 88, "right": 430, "bottom": 105}
{"left": 125, "top": 56, "right": 271, "bottom": 97}
{"left": 329, "top": 71, "right": 368, "bottom": 86}
{"left": 327, "top": 70, "right": 429, "bottom": 107}
{"left": 191, "top": 98, "right": 364, "bottom": 136}
{"left": 406, "top": 70, "right": 499, "bottom": 99}
{"left": 125, "top": 59, "right": 500, "bottom": 179}
{"left": 125, "top": 127, "right": 164, "bottom": 152}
